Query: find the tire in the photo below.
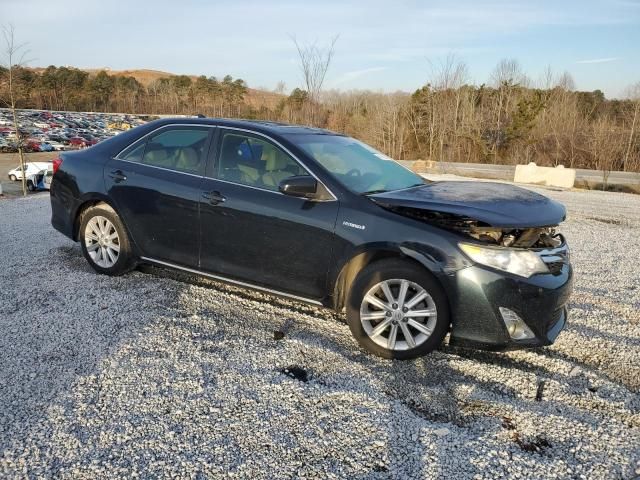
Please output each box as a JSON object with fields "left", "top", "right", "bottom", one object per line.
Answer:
{"left": 346, "top": 258, "right": 450, "bottom": 360}
{"left": 27, "top": 180, "right": 35, "bottom": 192}
{"left": 9, "top": 174, "right": 16, "bottom": 181}
{"left": 79, "top": 204, "right": 135, "bottom": 276}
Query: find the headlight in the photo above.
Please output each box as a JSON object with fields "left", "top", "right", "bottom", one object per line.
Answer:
{"left": 459, "top": 243, "right": 548, "bottom": 278}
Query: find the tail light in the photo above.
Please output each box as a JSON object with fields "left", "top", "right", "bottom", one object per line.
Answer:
{"left": 52, "top": 157, "right": 63, "bottom": 174}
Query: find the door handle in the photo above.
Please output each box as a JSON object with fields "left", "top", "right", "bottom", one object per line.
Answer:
{"left": 202, "top": 190, "right": 226, "bottom": 205}
{"left": 108, "top": 170, "right": 127, "bottom": 182}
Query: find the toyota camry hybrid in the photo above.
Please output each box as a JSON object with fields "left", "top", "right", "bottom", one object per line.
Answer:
{"left": 50, "top": 118, "right": 573, "bottom": 359}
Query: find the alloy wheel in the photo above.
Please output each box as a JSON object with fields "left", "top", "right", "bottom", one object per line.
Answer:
{"left": 360, "top": 278, "right": 438, "bottom": 351}
{"left": 84, "top": 215, "right": 120, "bottom": 268}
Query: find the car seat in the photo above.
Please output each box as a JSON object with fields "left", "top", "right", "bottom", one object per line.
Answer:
{"left": 219, "top": 138, "right": 262, "bottom": 185}
{"left": 261, "top": 146, "right": 292, "bottom": 188}
{"left": 143, "top": 143, "right": 174, "bottom": 169}
{"left": 175, "top": 147, "right": 200, "bottom": 173}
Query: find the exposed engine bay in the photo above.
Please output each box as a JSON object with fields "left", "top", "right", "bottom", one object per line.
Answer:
{"left": 388, "top": 207, "right": 564, "bottom": 249}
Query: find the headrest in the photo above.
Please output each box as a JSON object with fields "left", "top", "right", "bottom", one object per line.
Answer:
{"left": 263, "top": 145, "right": 288, "bottom": 171}
{"left": 144, "top": 146, "right": 168, "bottom": 164}
{"left": 177, "top": 147, "right": 199, "bottom": 169}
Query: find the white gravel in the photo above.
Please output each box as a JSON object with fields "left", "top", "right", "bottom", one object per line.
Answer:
{"left": 0, "top": 185, "right": 639, "bottom": 479}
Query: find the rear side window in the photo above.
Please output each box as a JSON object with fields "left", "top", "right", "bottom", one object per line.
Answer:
{"left": 118, "top": 127, "right": 211, "bottom": 174}
{"left": 120, "top": 142, "right": 145, "bottom": 163}
{"left": 142, "top": 128, "right": 210, "bottom": 174}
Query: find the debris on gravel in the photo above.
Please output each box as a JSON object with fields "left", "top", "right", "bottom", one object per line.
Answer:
{"left": 0, "top": 184, "right": 639, "bottom": 479}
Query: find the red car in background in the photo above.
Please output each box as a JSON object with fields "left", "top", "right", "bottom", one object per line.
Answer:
{"left": 68, "top": 137, "right": 89, "bottom": 148}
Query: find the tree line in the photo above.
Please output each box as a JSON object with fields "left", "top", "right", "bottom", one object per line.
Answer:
{"left": 0, "top": 65, "right": 249, "bottom": 117}
{"left": 1, "top": 60, "right": 639, "bottom": 174}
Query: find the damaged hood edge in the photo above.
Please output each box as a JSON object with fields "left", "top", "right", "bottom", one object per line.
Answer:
{"left": 369, "top": 181, "right": 567, "bottom": 229}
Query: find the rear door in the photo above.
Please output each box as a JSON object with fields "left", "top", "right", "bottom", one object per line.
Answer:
{"left": 104, "top": 125, "right": 213, "bottom": 267}
{"left": 198, "top": 128, "right": 340, "bottom": 299}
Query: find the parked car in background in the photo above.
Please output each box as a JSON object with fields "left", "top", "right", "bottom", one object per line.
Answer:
{"left": 68, "top": 137, "right": 88, "bottom": 148}
{"left": 26, "top": 166, "right": 53, "bottom": 192}
{"left": 0, "top": 108, "right": 150, "bottom": 153}
{"left": 51, "top": 118, "right": 573, "bottom": 359}
{"left": 7, "top": 162, "right": 52, "bottom": 181}
{"left": 47, "top": 141, "right": 68, "bottom": 151}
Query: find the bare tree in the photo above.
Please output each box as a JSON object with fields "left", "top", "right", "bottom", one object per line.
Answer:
{"left": 274, "top": 80, "right": 287, "bottom": 95}
{"left": 490, "top": 58, "right": 528, "bottom": 88}
{"left": 1, "top": 24, "right": 30, "bottom": 195}
{"left": 428, "top": 53, "right": 469, "bottom": 91}
{"left": 623, "top": 82, "right": 640, "bottom": 172}
{"left": 291, "top": 35, "right": 338, "bottom": 125}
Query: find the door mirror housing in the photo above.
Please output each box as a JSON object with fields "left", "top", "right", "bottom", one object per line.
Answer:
{"left": 278, "top": 175, "right": 318, "bottom": 199}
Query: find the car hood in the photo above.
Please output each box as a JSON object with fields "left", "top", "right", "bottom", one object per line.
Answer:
{"left": 369, "top": 181, "right": 566, "bottom": 228}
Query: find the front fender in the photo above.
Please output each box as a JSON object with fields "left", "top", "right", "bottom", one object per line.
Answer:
{"left": 328, "top": 241, "right": 471, "bottom": 310}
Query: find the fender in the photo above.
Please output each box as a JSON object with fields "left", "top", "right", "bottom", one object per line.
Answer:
{"left": 329, "top": 241, "right": 467, "bottom": 311}
{"left": 71, "top": 193, "right": 142, "bottom": 255}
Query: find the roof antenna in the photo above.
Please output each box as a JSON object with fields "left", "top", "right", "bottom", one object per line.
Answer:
{"left": 195, "top": 113, "right": 206, "bottom": 118}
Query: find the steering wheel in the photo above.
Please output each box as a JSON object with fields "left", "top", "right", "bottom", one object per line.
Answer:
{"left": 345, "top": 168, "right": 361, "bottom": 177}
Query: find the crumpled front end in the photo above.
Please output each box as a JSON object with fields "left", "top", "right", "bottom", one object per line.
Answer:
{"left": 443, "top": 239, "right": 573, "bottom": 351}
{"left": 370, "top": 181, "right": 573, "bottom": 351}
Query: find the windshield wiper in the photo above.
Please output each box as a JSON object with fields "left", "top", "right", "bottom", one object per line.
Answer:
{"left": 362, "top": 183, "right": 425, "bottom": 196}
{"left": 361, "top": 189, "right": 389, "bottom": 195}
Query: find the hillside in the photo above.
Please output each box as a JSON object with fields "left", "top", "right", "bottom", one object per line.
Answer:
{"left": 31, "top": 67, "right": 285, "bottom": 110}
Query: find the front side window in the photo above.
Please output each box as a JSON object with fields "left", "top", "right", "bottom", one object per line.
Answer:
{"left": 216, "top": 132, "right": 308, "bottom": 191}
{"left": 287, "top": 134, "right": 424, "bottom": 195}
{"left": 142, "top": 128, "right": 210, "bottom": 174}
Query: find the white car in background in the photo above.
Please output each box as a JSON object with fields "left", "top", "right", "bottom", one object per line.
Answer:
{"left": 7, "top": 162, "right": 53, "bottom": 181}
{"left": 47, "top": 141, "right": 67, "bottom": 151}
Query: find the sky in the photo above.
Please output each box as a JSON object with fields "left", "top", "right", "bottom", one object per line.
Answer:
{"left": 2, "top": 0, "right": 640, "bottom": 98}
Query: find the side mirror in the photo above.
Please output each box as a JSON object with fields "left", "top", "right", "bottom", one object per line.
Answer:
{"left": 278, "top": 175, "right": 318, "bottom": 199}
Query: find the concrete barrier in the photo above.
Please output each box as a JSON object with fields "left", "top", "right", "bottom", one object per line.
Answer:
{"left": 410, "top": 160, "right": 436, "bottom": 173}
{"left": 514, "top": 162, "right": 576, "bottom": 188}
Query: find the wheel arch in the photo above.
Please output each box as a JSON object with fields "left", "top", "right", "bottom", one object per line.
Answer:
{"left": 331, "top": 243, "right": 448, "bottom": 312}
{"left": 72, "top": 194, "right": 122, "bottom": 242}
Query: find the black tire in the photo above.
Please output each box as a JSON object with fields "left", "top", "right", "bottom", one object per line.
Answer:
{"left": 346, "top": 258, "right": 450, "bottom": 360}
{"left": 9, "top": 174, "right": 16, "bottom": 181}
{"left": 78, "top": 204, "right": 135, "bottom": 276}
{"left": 27, "top": 180, "right": 35, "bottom": 191}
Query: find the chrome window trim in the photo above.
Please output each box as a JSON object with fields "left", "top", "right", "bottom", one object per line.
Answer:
{"left": 140, "top": 256, "right": 323, "bottom": 306}
{"left": 114, "top": 122, "right": 338, "bottom": 201}
{"left": 114, "top": 123, "right": 215, "bottom": 159}
{"left": 206, "top": 176, "right": 332, "bottom": 201}
{"left": 110, "top": 157, "right": 205, "bottom": 179}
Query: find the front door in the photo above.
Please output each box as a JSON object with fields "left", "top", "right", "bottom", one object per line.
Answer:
{"left": 105, "top": 125, "right": 213, "bottom": 267}
{"left": 199, "top": 129, "right": 339, "bottom": 299}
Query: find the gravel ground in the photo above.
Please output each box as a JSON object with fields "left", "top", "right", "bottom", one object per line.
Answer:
{"left": 0, "top": 183, "right": 639, "bottom": 479}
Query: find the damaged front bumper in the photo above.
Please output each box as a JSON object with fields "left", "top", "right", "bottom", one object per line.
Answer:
{"left": 444, "top": 243, "right": 573, "bottom": 351}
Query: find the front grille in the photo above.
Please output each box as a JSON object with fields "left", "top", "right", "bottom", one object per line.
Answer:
{"left": 536, "top": 241, "right": 570, "bottom": 276}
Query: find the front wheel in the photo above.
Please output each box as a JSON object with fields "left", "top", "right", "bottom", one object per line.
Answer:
{"left": 346, "top": 259, "right": 450, "bottom": 359}
{"left": 9, "top": 174, "right": 16, "bottom": 181}
{"left": 79, "top": 204, "right": 135, "bottom": 275}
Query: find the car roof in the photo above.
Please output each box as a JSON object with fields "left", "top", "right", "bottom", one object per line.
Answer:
{"left": 148, "top": 117, "right": 340, "bottom": 137}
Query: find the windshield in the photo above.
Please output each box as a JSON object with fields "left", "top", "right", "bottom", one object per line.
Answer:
{"left": 288, "top": 134, "right": 424, "bottom": 194}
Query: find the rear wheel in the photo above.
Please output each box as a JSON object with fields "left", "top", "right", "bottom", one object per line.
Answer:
{"left": 346, "top": 259, "right": 450, "bottom": 359}
{"left": 79, "top": 205, "right": 135, "bottom": 275}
